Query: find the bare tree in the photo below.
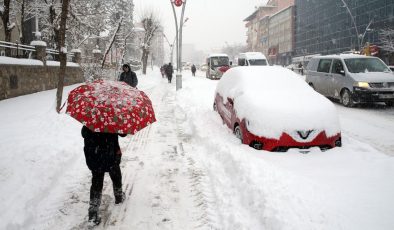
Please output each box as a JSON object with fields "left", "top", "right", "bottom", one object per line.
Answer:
{"left": 55, "top": 0, "right": 70, "bottom": 112}
{"left": 101, "top": 17, "right": 123, "bottom": 68}
{"left": 140, "top": 12, "right": 160, "bottom": 74}
{"left": 379, "top": 29, "right": 394, "bottom": 52}
{"left": 0, "top": 0, "right": 16, "bottom": 55}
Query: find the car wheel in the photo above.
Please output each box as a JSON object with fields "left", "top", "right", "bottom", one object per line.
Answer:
{"left": 234, "top": 125, "right": 243, "bottom": 143}
{"left": 213, "top": 103, "right": 217, "bottom": 111}
{"left": 309, "top": 83, "right": 315, "bottom": 90}
{"left": 341, "top": 89, "right": 354, "bottom": 107}
{"left": 385, "top": 101, "right": 393, "bottom": 107}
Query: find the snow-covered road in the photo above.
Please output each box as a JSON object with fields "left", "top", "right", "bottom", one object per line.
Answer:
{"left": 335, "top": 104, "right": 394, "bottom": 156}
{"left": 1, "top": 68, "right": 393, "bottom": 230}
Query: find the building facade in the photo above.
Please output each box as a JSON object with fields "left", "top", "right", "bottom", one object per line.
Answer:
{"left": 244, "top": 0, "right": 295, "bottom": 65}
{"left": 268, "top": 6, "right": 294, "bottom": 65}
{"left": 294, "top": 0, "right": 394, "bottom": 64}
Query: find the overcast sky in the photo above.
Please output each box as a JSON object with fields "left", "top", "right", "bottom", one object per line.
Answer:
{"left": 133, "top": 0, "right": 266, "bottom": 52}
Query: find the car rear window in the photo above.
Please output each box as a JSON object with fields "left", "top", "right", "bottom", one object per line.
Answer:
{"left": 317, "top": 59, "right": 332, "bottom": 73}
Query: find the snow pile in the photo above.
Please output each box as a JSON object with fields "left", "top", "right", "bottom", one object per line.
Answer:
{"left": 216, "top": 66, "right": 340, "bottom": 139}
{"left": 0, "top": 56, "right": 43, "bottom": 66}
{"left": 70, "top": 49, "right": 82, "bottom": 53}
{"left": 176, "top": 71, "right": 394, "bottom": 230}
{"left": 30, "top": 40, "right": 47, "bottom": 47}
{"left": 46, "top": 61, "right": 80, "bottom": 67}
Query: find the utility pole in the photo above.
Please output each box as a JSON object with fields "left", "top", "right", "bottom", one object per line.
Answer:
{"left": 340, "top": 0, "right": 360, "bottom": 50}
{"left": 170, "top": 0, "right": 187, "bottom": 91}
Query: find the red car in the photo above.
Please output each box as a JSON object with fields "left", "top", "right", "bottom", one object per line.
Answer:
{"left": 214, "top": 66, "right": 342, "bottom": 151}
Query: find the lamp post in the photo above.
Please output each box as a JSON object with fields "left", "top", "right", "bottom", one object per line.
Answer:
{"left": 340, "top": 0, "right": 374, "bottom": 52}
{"left": 360, "top": 19, "right": 374, "bottom": 49}
{"left": 340, "top": 0, "right": 360, "bottom": 50}
{"left": 170, "top": 0, "right": 187, "bottom": 91}
{"left": 162, "top": 33, "right": 176, "bottom": 64}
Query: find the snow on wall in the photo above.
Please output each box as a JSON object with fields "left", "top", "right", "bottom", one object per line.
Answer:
{"left": 30, "top": 40, "right": 47, "bottom": 47}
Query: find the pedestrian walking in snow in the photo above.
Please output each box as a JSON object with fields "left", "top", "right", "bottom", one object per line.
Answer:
{"left": 81, "top": 126, "right": 127, "bottom": 225}
{"left": 298, "top": 63, "right": 304, "bottom": 76}
{"left": 119, "top": 64, "right": 138, "bottom": 87}
{"left": 191, "top": 64, "right": 196, "bottom": 77}
{"left": 165, "top": 62, "right": 174, "bottom": 83}
{"left": 160, "top": 65, "right": 166, "bottom": 78}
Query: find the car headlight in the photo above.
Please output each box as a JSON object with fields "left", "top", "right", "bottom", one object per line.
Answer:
{"left": 356, "top": 82, "right": 370, "bottom": 88}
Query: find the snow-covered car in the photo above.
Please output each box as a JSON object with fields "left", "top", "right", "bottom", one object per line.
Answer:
{"left": 213, "top": 66, "right": 342, "bottom": 151}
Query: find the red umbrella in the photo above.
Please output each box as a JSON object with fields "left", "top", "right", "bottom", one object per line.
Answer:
{"left": 66, "top": 80, "right": 156, "bottom": 134}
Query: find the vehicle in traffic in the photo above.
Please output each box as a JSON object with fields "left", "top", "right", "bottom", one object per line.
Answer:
{"left": 306, "top": 54, "right": 394, "bottom": 107}
{"left": 206, "top": 53, "right": 230, "bottom": 79}
{"left": 214, "top": 66, "right": 342, "bottom": 152}
{"left": 237, "top": 52, "right": 268, "bottom": 66}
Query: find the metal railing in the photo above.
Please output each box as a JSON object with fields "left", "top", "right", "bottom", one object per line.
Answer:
{"left": 0, "top": 40, "right": 75, "bottom": 62}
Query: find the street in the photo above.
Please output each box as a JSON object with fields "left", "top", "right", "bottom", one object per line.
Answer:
{"left": 1, "top": 68, "right": 394, "bottom": 230}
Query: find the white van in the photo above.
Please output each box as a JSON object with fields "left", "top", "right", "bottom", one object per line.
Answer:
{"left": 237, "top": 52, "right": 268, "bottom": 66}
{"left": 306, "top": 54, "right": 394, "bottom": 107}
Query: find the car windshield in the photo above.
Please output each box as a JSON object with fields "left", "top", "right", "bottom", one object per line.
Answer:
{"left": 344, "top": 58, "right": 390, "bottom": 73}
{"left": 249, "top": 59, "right": 267, "bottom": 66}
{"left": 211, "top": 56, "right": 229, "bottom": 67}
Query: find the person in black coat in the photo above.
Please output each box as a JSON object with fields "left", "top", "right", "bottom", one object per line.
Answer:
{"left": 119, "top": 64, "right": 138, "bottom": 87}
{"left": 191, "top": 64, "right": 196, "bottom": 76}
{"left": 81, "top": 126, "right": 127, "bottom": 225}
{"left": 165, "top": 62, "right": 174, "bottom": 83}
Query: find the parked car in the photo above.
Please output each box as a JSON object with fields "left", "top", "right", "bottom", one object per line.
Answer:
{"left": 306, "top": 54, "right": 394, "bottom": 107}
{"left": 214, "top": 66, "right": 342, "bottom": 152}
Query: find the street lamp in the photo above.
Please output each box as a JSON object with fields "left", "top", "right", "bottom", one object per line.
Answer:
{"left": 359, "top": 19, "right": 374, "bottom": 49}
{"left": 340, "top": 0, "right": 374, "bottom": 52}
{"left": 162, "top": 33, "right": 176, "bottom": 64}
{"left": 170, "top": 0, "right": 187, "bottom": 91}
{"left": 340, "top": 0, "right": 360, "bottom": 50}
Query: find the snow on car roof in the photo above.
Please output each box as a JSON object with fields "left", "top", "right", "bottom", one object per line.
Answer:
{"left": 315, "top": 54, "right": 375, "bottom": 59}
{"left": 215, "top": 66, "right": 340, "bottom": 139}
{"left": 208, "top": 53, "right": 228, "bottom": 57}
{"left": 240, "top": 52, "right": 267, "bottom": 59}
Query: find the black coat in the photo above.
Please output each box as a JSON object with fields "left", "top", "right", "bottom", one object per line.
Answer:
{"left": 119, "top": 64, "right": 138, "bottom": 87}
{"left": 81, "top": 126, "right": 125, "bottom": 172}
{"left": 165, "top": 64, "right": 174, "bottom": 76}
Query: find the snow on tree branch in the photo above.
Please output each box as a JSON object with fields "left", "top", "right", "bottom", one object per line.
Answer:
{"left": 379, "top": 29, "right": 394, "bottom": 52}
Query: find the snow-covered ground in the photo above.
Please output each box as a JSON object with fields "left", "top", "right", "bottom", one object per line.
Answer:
{"left": 0, "top": 68, "right": 393, "bottom": 230}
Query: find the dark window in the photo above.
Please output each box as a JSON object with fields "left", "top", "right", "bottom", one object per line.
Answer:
{"left": 331, "top": 59, "right": 344, "bottom": 74}
{"left": 10, "top": 75, "right": 18, "bottom": 89}
{"left": 317, "top": 59, "right": 332, "bottom": 73}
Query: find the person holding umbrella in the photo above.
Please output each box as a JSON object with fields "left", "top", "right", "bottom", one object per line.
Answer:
{"left": 119, "top": 64, "right": 138, "bottom": 87}
{"left": 66, "top": 80, "right": 156, "bottom": 226}
{"left": 82, "top": 126, "right": 126, "bottom": 225}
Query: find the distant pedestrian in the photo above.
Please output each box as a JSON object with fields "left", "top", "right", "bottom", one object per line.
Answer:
{"left": 81, "top": 126, "right": 127, "bottom": 225}
{"left": 119, "top": 64, "right": 138, "bottom": 87}
{"left": 165, "top": 62, "right": 174, "bottom": 83}
{"left": 191, "top": 64, "right": 196, "bottom": 77}
{"left": 160, "top": 65, "right": 166, "bottom": 78}
{"left": 298, "top": 63, "right": 304, "bottom": 76}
